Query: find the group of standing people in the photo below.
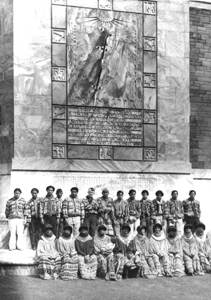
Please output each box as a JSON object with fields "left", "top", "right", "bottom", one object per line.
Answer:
{"left": 5, "top": 185, "right": 211, "bottom": 281}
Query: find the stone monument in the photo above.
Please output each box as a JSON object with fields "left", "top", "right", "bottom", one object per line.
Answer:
{"left": 0, "top": 0, "right": 191, "bottom": 225}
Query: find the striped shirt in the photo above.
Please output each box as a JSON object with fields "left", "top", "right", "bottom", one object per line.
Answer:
{"left": 62, "top": 196, "right": 85, "bottom": 219}
{"left": 165, "top": 198, "right": 184, "bottom": 220}
{"left": 5, "top": 197, "right": 27, "bottom": 219}
{"left": 140, "top": 198, "right": 151, "bottom": 218}
{"left": 150, "top": 199, "right": 169, "bottom": 219}
{"left": 113, "top": 199, "right": 129, "bottom": 220}
{"left": 40, "top": 195, "right": 60, "bottom": 219}
{"left": 127, "top": 198, "right": 141, "bottom": 219}
{"left": 26, "top": 197, "right": 43, "bottom": 222}
{"left": 83, "top": 197, "right": 99, "bottom": 215}
{"left": 182, "top": 198, "right": 201, "bottom": 218}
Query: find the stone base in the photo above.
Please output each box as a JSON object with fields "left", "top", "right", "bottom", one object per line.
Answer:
{"left": 0, "top": 249, "right": 37, "bottom": 276}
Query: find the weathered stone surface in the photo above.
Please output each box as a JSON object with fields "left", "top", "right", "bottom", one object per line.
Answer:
{"left": 52, "top": 44, "right": 66, "bottom": 67}
{"left": 144, "top": 124, "right": 156, "bottom": 147}
{"left": 67, "top": 0, "right": 98, "bottom": 8}
{"left": 144, "top": 52, "right": 156, "bottom": 73}
{"left": 113, "top": 0, "right": 142, "bottom": 13}
{"left": 0, "top": 0, "right": 14, "bottom": 166}
{"left": 113, "top": 147, "right": 143, "bottom": 161}
{"left": 0, "top": 0, "right": 191, "bottom": 198}
{"left": 11, "top": 157, "right": 192, "bottom": 174}
{"left": 52, "top": 5, "right": 66, "bottom": 28}
{"left": 14, "top": 0, "right": 51, "bottom": 159}
{"left": 53, "top": 120, "right": 67, "bottom": 144}
{"left": 157, "top": 0, "right": 190, "bottom": 163}
{"left": 52, "top": 82, "right": 67, "bottom": 105}
{"left": 68, "top": 145, "right": 98, "bottom": 159}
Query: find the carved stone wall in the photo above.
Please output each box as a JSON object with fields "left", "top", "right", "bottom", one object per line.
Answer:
{"left": 0, "top": 0, "right": 14, "bottom": 167}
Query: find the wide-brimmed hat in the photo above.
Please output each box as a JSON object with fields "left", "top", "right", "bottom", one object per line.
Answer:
{"left": 79, "top": 224, "right": 88, "bottom": 232}
{"left": 153, "top": 223, "right": 162, "bottom": 232}
{"left": 184, "top": 224, "right": 193, "bottom": 232}
{"left": 97, "top": 224, "right": 107, "bottom": 232}
{"left": 43, "top": 224, "right": 53, "bottom": 232}
{"left": 196, "top": 222, "right": 206, "bottom": 231}
{"left": 63, "top": 225, "right": 73, "bottom": 233}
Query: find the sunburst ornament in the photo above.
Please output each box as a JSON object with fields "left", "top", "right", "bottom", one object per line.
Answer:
{"left": 85, "top": 10, "right": 128, "bottom": 30}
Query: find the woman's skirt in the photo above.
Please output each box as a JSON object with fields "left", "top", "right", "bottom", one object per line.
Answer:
{"left": 60, "top": 254, "right": 79, "bottom": 280}
{"left": 78, "top": 255, "right": 97, "bottom": 280}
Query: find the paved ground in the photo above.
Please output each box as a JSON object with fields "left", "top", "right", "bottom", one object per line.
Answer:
{"left": 0, "top": 275, "right": 210, "bottom": 300}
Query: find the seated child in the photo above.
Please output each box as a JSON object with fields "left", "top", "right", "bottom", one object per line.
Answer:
{"left": 124, "top": 246, "right": 142, "bottom": 278}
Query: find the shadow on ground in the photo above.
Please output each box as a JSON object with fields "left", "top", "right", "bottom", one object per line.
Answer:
{"left": 0, "top": 275, "right": 210, "bottom": 300}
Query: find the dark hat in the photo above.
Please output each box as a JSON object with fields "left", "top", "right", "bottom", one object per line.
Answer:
{"left": 63, "top": 225, "right": 73, "bottom": 233}
{"left": 184, "top": 224, "right": 193, "bottom": 232}
{"left": 137, "top": 225, "right": 147, "bottom": 233}
{"left": 43, "top": 224, "right": 53, "bottom": 232}
{"left": 97, "top": 224, "right": 107, "bottom": 232}
{"left": 79, "top": 224, "right": 88, "bottom": 232}
{"left": 102, "top": 188, "right": 109, "bottom": 193}
{"left": 122, "top": 223, "right": 131, "bottom": 232}
{"left": 196, "top": 222, "right": 206, "bottom": 231}
{"left": 168, "top": 226, "right": 177, "bottom": 233}
{"left": 153, "top": 223, "right": 162, "bottom": 232}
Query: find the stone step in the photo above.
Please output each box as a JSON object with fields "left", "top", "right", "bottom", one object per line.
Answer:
{"left": 0, "top": 249, "right": 37, "bottom": 276}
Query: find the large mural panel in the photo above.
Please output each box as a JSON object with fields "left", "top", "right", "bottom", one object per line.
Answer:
{"left": 67, "top": 8, "right": 143, "bottom": 109}
{"left": 51, "top": 0, "right": 157, "bottom": 162}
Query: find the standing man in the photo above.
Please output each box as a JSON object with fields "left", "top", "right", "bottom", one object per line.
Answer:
{"left": 40, "top": 185, "right": 60, "bottom": 237}
{"left": 166, "top": 190, "right": 184, "bottom": 237}
{"left": 55, "top": 188, "right": 65, "bottom": 237}
{"left": 113, "top": 190, "right": 129, "bottom": 237}
{"left": 150, "top": 190, "right": 168, "bottom": 234}
{"left": 83, "top": 187, "right": 99, "bottom": 237}
{"left": 140, "top": 190, "right": 152, "bottom": 237}
{"left": 62, "top": 187, "right": 84, "bottom": 238}
{"left": 5, "top": 188, "right": 27, "bottom": 251}
{"left": 97, "top": 188, "right": 114, "bottom": 236}
{"left": 26, "top": 188, "right": 43, "bottom": 250}
{"left": 183, "top": 190, "right": 201, "bottom": 232}
{"left": 127, "top": 189, "right": 141, "bottom": 238}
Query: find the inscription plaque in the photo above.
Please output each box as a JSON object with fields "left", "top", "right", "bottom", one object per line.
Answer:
{"left": 68, "top": 107, "right": 143, "bottom": 146}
